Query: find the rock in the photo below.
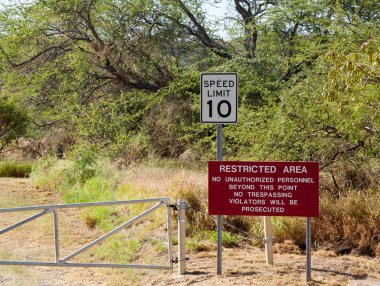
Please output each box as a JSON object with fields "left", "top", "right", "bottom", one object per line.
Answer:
{"left": 334, "top": 245, "right": 352, "bottom": 255}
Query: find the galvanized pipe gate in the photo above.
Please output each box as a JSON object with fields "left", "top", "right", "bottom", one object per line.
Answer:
{"left": 0, "top": 198, "right": 187, "bottom": 273}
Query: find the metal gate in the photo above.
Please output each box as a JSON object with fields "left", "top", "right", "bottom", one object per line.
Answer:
{"left": 0, "top": 198, "right": 182, "bottom": 270}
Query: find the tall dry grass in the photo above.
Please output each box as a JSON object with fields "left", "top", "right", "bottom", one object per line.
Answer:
{"left": 30, "top": 157, "right": 380, "bottom": 256}
{"left": 315, "top": 190, "right": 380, "bottom": 256}
{"left": 166, "top": 168, "right": 380, "bottom": 256}
{"left": 0, "top": 160, "right": 32, "bottom": 177}
{"left": 168, "top": 171, "right": 214, "bottom": 235}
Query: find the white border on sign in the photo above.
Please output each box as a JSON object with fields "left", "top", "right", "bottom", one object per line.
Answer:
{"left": 200, "top": 72, "right": 238, "bottom": 124}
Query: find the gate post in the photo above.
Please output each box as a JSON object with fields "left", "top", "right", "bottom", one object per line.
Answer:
{"left": 177, "top": 199, "right": 187, "bottom": 275}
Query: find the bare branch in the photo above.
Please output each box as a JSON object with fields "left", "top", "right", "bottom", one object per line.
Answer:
{"left": 172, "top": 0, "right": 231, "bottom": 59}
{"left": 0, "top": 42, "right": 71, "bottom": 68}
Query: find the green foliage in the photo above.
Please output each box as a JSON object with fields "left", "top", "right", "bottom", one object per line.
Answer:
{"left": 63, "top": 177, "right": 114, "bottom": 203}
{"left": 81, "top": 206, "right": 119, "bottom": 230}
{"left": 0, "top": 0, "right": 379, "bottom": 194}
{"left": 31, "top": 155, "right": 120, "bottom": 233}
{"left": 0, "top": 99, "right": 28, "bottom": 151}
{"left": 208, "top": 230, "right": 241, "bottom": 248}
{"left": 31, "top": 152, "right": 118, "bottom": 194}
{"left": 69, "top": 146, "right": 99, "bottom": 182}
{"left": 186, "top": 235, "right": 210, "bottom": 253}
{"left": 0, "top": 161, "right": 33, "bottom": 177}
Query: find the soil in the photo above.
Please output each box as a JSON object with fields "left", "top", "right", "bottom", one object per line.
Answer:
{"left": 0, "top": 177, "right": 379, "bottom": 286}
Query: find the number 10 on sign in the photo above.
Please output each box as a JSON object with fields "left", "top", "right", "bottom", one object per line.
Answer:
{"left": 201, "top": 73, "right": 238, "bottom": 123}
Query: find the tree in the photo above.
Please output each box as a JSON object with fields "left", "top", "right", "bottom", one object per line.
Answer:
{"left": 0, "top": 0, "right": 379, "bottom": 170}
{"left": 0, "top": 0, "right": 201, "bottom": 153}
{"left": 0, "top": 99, "right": 28, "bottom": 151}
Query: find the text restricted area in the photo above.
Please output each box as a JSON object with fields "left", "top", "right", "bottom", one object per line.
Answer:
{"left": 208, "top": 161, "right": 319, "bottom": 217}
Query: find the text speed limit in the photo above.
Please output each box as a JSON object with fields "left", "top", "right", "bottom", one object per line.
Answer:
{"left": 200, "top": 73, "right": 238, "bottom": 123}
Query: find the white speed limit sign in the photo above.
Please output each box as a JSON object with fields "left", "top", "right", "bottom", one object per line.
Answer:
{"left": 200, "top": 73, "right": 238, "bottom": 123}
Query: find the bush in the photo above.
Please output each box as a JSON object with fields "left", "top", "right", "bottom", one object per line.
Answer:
{"left": 68, "top": 146, "right": 98, "bottom": 182}
{"left": 31, "top": 155, "right": 119, "bottom": 230}
{"left": 0, "top": 99, "right": 28, "bottom": 151}
{"left": 30, "top": 156, "right": 74, "bottom": 192}
{"left": 315, "top": 190, "right": 380, "bottom": 256}
{"left": 0, "top": 161, "right": 33, "bottom": 177}
{"left": 167, "top": 167, "right": 380, "bottom": 256}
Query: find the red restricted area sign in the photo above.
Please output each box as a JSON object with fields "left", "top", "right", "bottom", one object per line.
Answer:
{"left": 208, "top": 161, "right": 319, "bottom": 217}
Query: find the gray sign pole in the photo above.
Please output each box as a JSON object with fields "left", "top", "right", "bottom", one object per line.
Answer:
{"left": 306, "top": 217, "right": 312, "bottom": 282}
{"left": 216, "top": 123, "right": 223, "bottom": 275}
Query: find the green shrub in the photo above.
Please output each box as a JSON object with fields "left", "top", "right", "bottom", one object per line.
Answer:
{"left": 186, "top": 237, "right": 210, "bottom": 253}
{"left": 81, "top": 206, "right": 119, "bottom": 230}
{"left": 0, "top": 161, "right": 33, "bottom": 177}
{"left": 68, "top": 147, "right": 98, "bottom": 182}
{"left": 0, "top": 99, "right": 28, "bottom": 151}
{"left": 30, "top": 156, "right": 380, "bottom": 257}
{"left": 31, "top": 155, "right": 119, "bottom": 230}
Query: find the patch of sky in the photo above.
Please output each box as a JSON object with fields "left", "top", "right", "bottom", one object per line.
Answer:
{"left": 203, "top": 0, "right": 234, "bottom": 40}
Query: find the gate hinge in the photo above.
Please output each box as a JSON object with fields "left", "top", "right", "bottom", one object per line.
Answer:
{"left": 262, "top": 237, "right": 276, "bottom": 242}
{"left": 169, "top": 204, "right": 178, "bottom": 211}
{"left": 172, "top": 257, "right": 189, "bottom": 264}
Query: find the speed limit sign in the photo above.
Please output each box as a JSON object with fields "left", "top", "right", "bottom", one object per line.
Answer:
{"left": 200, "top": 73, "right": 238, "bottom": 123}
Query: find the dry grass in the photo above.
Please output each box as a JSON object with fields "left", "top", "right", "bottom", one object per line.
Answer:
{"left": 29, "top": 158, "right": 380, "bottom": 258}
{"left": 1, "top": 169, "right": 380, "bottom": 286}
{"left": 121, "top": 165, "right": 380, "bottom": 257}
{"left": 314, "top": 189, "right": 380, "bottom": 256}
{"left": 0, "top": 161, "right": 32, "bottom": 177}
{"left": 168, "top": 171, "right": 214, "bottom": 235}
{"left": 273, "top": 240, "right": 301, "bottom": 254}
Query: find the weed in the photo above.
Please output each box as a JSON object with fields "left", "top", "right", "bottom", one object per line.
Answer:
{"left": 185, "top": 230, "right": 241, "bottom": 252}
{"left": 63, "top": 177, "right": 115, "bottom": 203}
{"left": 68, "top": 146, "right": 98, "bottom": 182}
{"left": 314, "top": 189, "right": 380, "bottom": 256}
{"left": 30, "top": 158, "right": 380, "bottom": 258}
{"left": 186, "top": 237, "right": 211, "bottom": 253}
{"left": 81, "top": 207, "right": 119, "bottom": 230}
{"left": 93, "top": 234, "right": 141, "bottom": 264}
{"left": 208, "top": 230, "right": 241, "bottom": 248}
{"left": 271, "top": 217, "right": 306, "bottom": 247}
{"left": 150, "top": 238, "right": 168, "bottom": 254}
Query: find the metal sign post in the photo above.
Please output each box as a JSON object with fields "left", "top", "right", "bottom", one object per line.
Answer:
{"left": 177, "top": 199, "right": 187, "bottom": 275}
{"left": 216, "top": 123, "right": 223, "bottom": 275}
{"left": 306, "top": 217, "right": 312, "bottom": 282}
{"left": 201, "top": 72, "right": 238, "bottom": 275}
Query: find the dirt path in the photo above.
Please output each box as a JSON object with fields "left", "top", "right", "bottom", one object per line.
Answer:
{"left": 0, "top": 176, "right": 380, "bottom": 286}
{"left": 0, "top": 178, "right": 111, "bottom": 286}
